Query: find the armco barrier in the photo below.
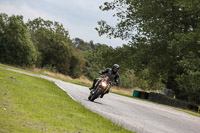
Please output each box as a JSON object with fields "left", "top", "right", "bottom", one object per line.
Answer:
{"left": 147, "top": 92, "right": 199, "bottom": 112}
{"left": 188, "top": 104, "right": 199, "bottom": 112}
{"left": 138, "top": 91, "right": 149, "bottom": 99}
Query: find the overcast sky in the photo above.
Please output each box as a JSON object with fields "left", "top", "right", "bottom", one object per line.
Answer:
{"left": 0, "top": 0, "right": 127, "bottom": 47}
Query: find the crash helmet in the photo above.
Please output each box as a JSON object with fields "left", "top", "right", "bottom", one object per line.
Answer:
{"left": 112, "top": 64, "right": 120, "bottom": 73}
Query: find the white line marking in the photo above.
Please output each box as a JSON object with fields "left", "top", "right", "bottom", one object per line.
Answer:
{"left": 55, "top": 82, "right": 77, "bottom": 102}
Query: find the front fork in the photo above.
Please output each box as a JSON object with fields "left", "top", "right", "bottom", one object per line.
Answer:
{"left": 91, "top": 79, "right": 101, "bottom": 93}
{"left": 103, "top": 84, "right": 111, "bottom": 94}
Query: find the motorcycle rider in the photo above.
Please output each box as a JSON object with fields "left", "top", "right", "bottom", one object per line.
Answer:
{"left": 89, "top": 64, "right": 120, "bottom": 98}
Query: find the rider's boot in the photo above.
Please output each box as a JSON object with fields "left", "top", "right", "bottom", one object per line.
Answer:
{"left": 89, "top": 80, "right": 97, "bottom": 90}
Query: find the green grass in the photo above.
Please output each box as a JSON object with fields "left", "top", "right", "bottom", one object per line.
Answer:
{"left": 0, "top": 63, "right": 91, "bottom": 88}
{"left": 168, "top": 106, "right": 200, "bottom": 117}
{"left": 0, "top": 68, "right": 133, "bottom": 133}
{"left": 0, "top": 63, "right": 41, "bottom": 75}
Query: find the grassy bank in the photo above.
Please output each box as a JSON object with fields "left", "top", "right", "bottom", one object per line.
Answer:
{"left": 0, "top": 68, "right": 133, "bottom": 132}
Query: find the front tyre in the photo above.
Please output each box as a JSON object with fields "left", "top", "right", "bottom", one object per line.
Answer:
{"left": 88, "top": 94, "right": 92, "bottom": 100}
{"left": 90, "top": 89, "right": 102, "bottom": 101}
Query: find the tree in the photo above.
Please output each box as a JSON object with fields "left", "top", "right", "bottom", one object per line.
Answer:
{"left": 96, "top": 0, "right": 200, "bottom": 102}
{"left": 0, "top": 13, "right": 36, "bottom": 66}
{"left": 73, "top": 38, "right": 95, "bottom": 51}
{"left": 27, "top": 18, "right": 85, "bottom": 77}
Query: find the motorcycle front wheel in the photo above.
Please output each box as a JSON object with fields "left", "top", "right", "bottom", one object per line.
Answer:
{"left": 89, "top": 89, "right": 102, "bottom": 101}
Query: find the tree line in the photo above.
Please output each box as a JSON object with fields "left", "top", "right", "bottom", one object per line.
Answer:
{"left": 0, "top": 13, "right": 84, "bottom": 78}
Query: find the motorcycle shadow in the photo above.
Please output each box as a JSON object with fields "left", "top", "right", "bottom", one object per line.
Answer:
{"left": 85, "top": 99, "right": 103, "bottom": 105}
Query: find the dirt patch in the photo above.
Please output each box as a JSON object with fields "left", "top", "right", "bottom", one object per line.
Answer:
{"left": 29, "top": 68, "right": 93, "bottom": 85}
{"left": 111, "top": 87, "right": 134, "bottom": 96}
{"left": 23, "top": 120, "right": 46, "bottom": 131}
{"left": 9, "top": 77, "right": 18, "bottom": 82}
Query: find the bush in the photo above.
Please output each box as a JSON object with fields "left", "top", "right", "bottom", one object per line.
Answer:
{"left": 70, "top": 51, "right": 85, "bottom": 78}
{"left": 119, "top": 72, "right": 134, "bottom": 89}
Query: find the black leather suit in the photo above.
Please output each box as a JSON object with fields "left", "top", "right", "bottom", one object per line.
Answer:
{"left": 92, "top": 68, "right": 119, "bottom": 89}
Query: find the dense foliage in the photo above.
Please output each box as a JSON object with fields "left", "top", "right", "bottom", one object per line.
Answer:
{"left": 0, "top": 13, "right": 36, "bottom": 66}
{"left": 96, "top": 0, "right": 200, "bottom": 103}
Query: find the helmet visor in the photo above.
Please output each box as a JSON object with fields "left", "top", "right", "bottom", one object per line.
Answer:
{"left": 113, "top": 68, "right": 118, "bottom": 72}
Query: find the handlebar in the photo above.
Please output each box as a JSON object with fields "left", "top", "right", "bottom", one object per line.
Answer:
{"left": 99, "top": 75, "right": 117, "bottom": 86}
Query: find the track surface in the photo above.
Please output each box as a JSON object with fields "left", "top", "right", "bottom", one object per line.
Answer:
{"left": 3, "top": 67, "right": 200, "bottom": 133}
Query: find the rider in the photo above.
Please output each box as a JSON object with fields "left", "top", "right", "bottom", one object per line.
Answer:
{"left": 89, "top": 64, "right": 120, "bottom": 98}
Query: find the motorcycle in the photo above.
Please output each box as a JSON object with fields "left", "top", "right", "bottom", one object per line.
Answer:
{"left": 88, "top": 76, "right": 113, "bottom": 101}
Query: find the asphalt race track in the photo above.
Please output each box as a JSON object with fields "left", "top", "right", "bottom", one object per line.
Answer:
{"left": 3, "top": 67, "right": 200, "bottom": 133}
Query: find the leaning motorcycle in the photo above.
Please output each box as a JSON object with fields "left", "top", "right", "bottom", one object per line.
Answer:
{"left": 88, "top": 76, "right": 112, "bottom": 101}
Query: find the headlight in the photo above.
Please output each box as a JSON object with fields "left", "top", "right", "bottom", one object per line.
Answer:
{"left": 102, "top": 82, "right": 107, "bottom": 87}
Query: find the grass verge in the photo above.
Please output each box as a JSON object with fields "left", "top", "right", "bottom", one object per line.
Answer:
{"left": 0, "top": 68, "right": 133, "bottom": 133}
{"left": 0, "top": 63, "right": 92, "bottom": 87}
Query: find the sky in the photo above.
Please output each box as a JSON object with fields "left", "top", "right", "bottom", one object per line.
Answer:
{"left": 0, "top": 0, "right": 127, "bottom": 47}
